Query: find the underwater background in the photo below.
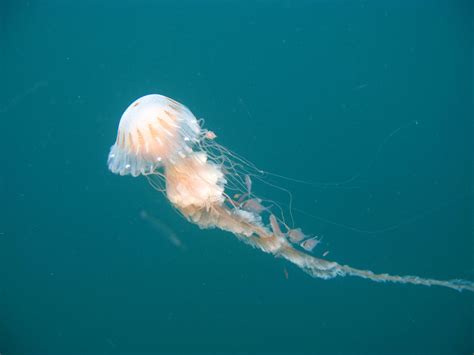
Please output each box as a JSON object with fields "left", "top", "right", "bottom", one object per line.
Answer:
{"left": 1, "top": 0, "right": 472, "bottom": 354}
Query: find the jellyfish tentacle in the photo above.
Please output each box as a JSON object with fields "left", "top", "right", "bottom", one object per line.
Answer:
{"left": 337, "top": 265, "right": 474, "bottom": 292}
{"left": 192, "top": 204, "right": 474, "bottom": 293}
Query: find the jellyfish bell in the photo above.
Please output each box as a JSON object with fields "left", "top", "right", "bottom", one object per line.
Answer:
{"left": 107, "top": 94, "right": 201, "bottom": 177}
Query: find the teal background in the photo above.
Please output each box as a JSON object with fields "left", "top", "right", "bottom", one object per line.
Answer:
{"left": 1, "top": 1, "right": 472, "bottom": 354}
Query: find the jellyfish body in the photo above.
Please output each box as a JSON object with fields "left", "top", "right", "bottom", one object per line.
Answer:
{"left": 107, "top": 94, "right": 201, "bottom": 176}
{"left": 108, "top": 94, "right": 474, "bottom": 293}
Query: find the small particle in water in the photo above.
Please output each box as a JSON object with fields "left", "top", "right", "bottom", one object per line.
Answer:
{"left": 354, "top": 83, "right": 368, "bottom": 90}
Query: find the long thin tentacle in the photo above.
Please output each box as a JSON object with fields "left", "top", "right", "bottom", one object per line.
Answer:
{"left": 211, "top": 205, "right": 474, "bottom": 293}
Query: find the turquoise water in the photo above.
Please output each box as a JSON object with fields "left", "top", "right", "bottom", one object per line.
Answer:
{"left": 2, "top": 1, "right": 472, "bottom": 353}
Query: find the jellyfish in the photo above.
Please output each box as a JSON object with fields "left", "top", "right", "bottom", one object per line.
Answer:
{"left": 107, "top": 94, "right": 474, "bottom": 293}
